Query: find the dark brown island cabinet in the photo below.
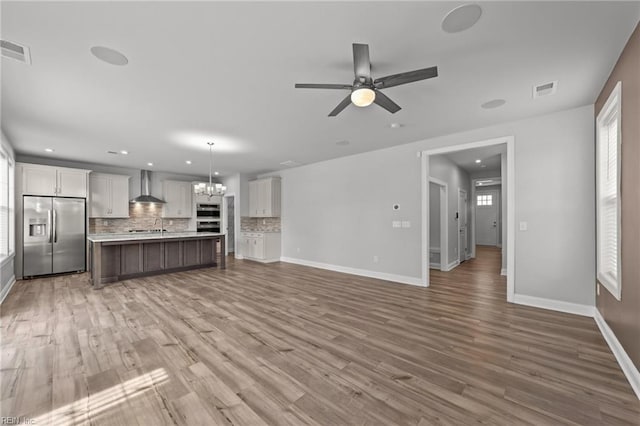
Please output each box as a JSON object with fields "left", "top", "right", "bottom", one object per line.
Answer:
{"left": 88, "top": 233, "right": 226, "bottom": 288}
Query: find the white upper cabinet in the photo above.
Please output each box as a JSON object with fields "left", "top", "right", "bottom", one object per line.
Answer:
{"left": 19, "top": 163, "right": 89, "bottom": 197}
{"left": 89, "top": 173, "right": 130, "bottom": 218}
{"left": 162, "top": 180, "right": 192, "bottom": 218}
{"left": 249, "top": 177, "right": 280, "bottom": 218}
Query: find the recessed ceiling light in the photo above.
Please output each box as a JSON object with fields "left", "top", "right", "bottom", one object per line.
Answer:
{"left": 185, "top": 160, "right": 192, "bottom": 164}
{"left": 90, "top": 46, "right": 128, "bottom": 66}
{"left": 120, "top": 150, "right": 128, "bottom": 155}
{"left": 442, "top": 4, "right": 482, "bottom": 33}
{"left": 45, "top": 148, "right": 54, "bottom": 152}
{"left": 475, "top": 159, "right": 481, "bottom": 163}
{"left": 214, "top": 171, "right": 219, "bottom": 176}
{"left": 336, "top": 140, "right": 350, "bottom": 146}
{"left": 389, "top": 123, "right": 402, "bottom": 129}
{"left": 481, "top": 99, "right": 506, "bottom": 109}
{"left": 147, "top": 162, "right": 153, "bottom": 166}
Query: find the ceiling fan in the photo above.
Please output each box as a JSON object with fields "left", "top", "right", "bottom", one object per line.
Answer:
{"left": 295, "top": 43, "right": 438, "bottom": 117}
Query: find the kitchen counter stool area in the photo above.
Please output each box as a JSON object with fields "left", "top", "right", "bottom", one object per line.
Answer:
{"left": 88, "top": 233, "right": 225, "bottom": 288}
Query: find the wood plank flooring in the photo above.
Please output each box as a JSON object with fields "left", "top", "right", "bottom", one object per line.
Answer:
{"left": 1, "top": 247, "right": 639, "bottom": 425}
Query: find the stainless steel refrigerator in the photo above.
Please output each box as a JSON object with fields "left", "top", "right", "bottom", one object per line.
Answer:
{"left": 23, "top": 196, "right": 86, "bottom": 277}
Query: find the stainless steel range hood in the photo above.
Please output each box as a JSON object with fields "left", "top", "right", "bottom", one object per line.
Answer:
{"left": 130, "top": 170, "right": 166, "bottom": 203}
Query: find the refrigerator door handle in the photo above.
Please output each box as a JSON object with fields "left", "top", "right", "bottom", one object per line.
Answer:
{"left": 53, "top": 209, "right": 58, "bottom": 243}
{"left": 48, "top": 209, "right": 53, "bottom": 243}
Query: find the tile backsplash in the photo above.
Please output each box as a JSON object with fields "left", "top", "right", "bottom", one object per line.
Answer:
{"left": 241, "top": 217, "right": 281, "bottom": 232}
{"left": 89, "top": 203, "right": 191, "bottom": 234}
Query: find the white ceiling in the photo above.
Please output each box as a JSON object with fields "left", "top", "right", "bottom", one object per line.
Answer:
{"left": 2, "top": 2, "right": 638, "bottom": 177}
{"left": 443, "top": 144, "right": 505, "bottom": 175}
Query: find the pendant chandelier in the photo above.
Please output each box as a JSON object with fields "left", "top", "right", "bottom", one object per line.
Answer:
{"left": 194, "top": 142, "right": 226, "bottom": 196}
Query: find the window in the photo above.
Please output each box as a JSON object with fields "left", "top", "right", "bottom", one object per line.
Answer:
{"left": 477, "top": 194, "right": 492, "bottom": 206}
{"left": 596, "top": 81, "right": 622, "bottom": 300}
{"left": 0, "top": 147, "right": 15, "bottom": 260}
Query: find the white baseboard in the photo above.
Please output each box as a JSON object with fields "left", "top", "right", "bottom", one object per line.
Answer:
{"left": 245, "top": 257, "right": 280, "bottom": 264}
{"left": 444, "top": 260, "right": 459, "bottom": 272}
{"left": 500, "top": 268, "right": 507, "bottom": 276}
{"left": 594, "top": 309, "right": 640, "bottom": 399}
{"left": 429, "top": 262, "right": 441, "bottom": 270}
{"left": 0, "top": 276, "right": 16, "bottom": 305}
{"left": 280, "top": 257, "right": 424, "bottom": 287}
{"left": 235, "top": 254, "right": 244, "bottom": 259}
{"left": 512, "top": 294, "right": 595, "bottom": 317}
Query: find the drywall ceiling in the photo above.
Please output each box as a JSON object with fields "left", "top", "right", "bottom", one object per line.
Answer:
{"left": 2, "top": 1, "right": 638, "bottom": 177}
{"left": 443, "top": 144, "right": 505, "bottom": 174}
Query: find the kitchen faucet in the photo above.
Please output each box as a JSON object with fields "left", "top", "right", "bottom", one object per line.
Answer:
{"left": 153, "top": 217, "right": 164, "bottom": 236}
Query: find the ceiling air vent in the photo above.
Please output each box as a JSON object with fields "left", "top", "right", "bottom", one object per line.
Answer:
{"left": 1, "top": 39, "right": 31, "bottom": 64}
{"left": 533, "top": 80, "right": 557, "bottom": 99}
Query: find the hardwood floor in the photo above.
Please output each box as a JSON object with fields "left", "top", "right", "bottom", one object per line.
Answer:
{"left": 2, "top": 248, "right": 639, "bottom": 425}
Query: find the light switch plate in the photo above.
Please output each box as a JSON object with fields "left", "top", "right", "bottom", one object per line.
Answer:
{"left": 401, "top": 221, "right": 411, "bottom": 228}
{"left": 519, "top": 221, "right": 528, "bottom": 231}
{"left": 392, "top": 221, "right": 401, "bottom": 228}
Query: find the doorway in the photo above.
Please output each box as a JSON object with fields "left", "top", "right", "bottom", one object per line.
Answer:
{"left": 458, "top": 189, "right": 468, "bottom": 263}
{"left": 475, "top": 189, "right": 499, "bottom": 246}
{"left": 428, "top": 178, "right": 448, "bottom": 271}
{"left": 421, "top": 136, "right": 515, "bottom": 302}
{"left": 223, "top": 195, "right": 235, "bottom": 254}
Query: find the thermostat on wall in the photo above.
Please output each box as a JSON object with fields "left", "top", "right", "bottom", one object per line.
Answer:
{"left": 393, "top": 204, "right": 400, "bottom": 211}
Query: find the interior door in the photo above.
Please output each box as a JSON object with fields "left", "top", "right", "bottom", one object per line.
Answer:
{"left": 475, "top": 190, "right": 499, "bottom": 246}
{"left": 52, "top": 198, "right": 86, "bottom": 273}
{"left": 458, "top": 190, "right": 468, "bottom": 262}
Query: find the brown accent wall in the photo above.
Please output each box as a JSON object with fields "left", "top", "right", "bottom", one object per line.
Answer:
{"left": 595, "top": 23, "right": 640, "bottom": 370}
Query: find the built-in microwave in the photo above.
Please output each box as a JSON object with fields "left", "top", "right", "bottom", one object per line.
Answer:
{"left": 196, "top": 220, "right": 220, "bottom": 233}
{"left": 196, "top": 203, "right": 220, "bottom": 219}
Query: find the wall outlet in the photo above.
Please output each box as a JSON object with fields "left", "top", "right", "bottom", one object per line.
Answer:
{"left": 296, "top": 247, "right": 301, "bottom": 253}
{"left": 373, "top": 255, "right": 379, "bottom": 263}
{"left": 262, "top": 219, "right": 266, "bottom": 225}
{"left": 597, "top": 284, "right": 600, "bottom": 296}
{"left": 102, "top": 220, "right": 108, "bottom": 226}
{"left": 169, "top": 220, "right": 173, "bottom": 225}
{"left": 392, "top": 221, "right": 401, "bottom": 228}
{"left": 519, "top": 221, "right": 528, "bottom": 231}
{"left": 401, "top": 221, "right": 411, "bottom": 228}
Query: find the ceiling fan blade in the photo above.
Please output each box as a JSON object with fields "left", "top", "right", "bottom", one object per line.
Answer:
{"left": 374, "top": 66, "right": 438, "bottom": 89}
{"left": 328, "top": 95, "right": 352, "bottom": 117}
{"left": 295, "top": 83, "right": 353, "bottom": 89}
{"left": 373, "top": 90, "right": 401, "bottom": 114}
{"left": 353, "top": 43, "right": 371, "bottom": 81}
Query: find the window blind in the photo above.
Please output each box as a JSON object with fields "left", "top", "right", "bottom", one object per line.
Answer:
{"left": 596, "top": 81, "right": 621, "bottom": 299}
{"left": 0, "top": 151, "right": 8, "bottom": 257}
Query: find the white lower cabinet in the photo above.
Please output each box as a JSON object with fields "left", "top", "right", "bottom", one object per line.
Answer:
{"left": 241, "top": 232, "right": 281, "bottom": 263}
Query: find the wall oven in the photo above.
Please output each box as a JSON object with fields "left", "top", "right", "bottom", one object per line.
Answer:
{"left": 196, "top": 202, "right": 221, "bottom": 233}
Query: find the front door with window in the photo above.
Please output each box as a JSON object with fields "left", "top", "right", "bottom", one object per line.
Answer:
{"left": 476, "top": 190, "right": 499, "bottom": 246}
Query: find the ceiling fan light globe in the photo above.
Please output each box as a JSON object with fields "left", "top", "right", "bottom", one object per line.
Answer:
{"left": 351, "top": 88, "right": 376, "bottom": 107}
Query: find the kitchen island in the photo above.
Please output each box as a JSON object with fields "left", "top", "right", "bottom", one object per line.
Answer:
{"left": 88, "top": 232, "right": 225, "bottom": 288}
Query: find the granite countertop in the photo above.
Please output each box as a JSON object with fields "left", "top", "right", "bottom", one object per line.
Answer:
{"left": 240, "top": 230, "right": 281, "bottom": 233}
{"left": 88, "top": 231, "right": 224, "bottom": 243}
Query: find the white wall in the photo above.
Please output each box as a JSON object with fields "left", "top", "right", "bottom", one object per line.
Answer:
{"left": 429, "top": 155, "right": 471, "bottom": 265}
{"left": 272, "top": 104, "right": 595, "bottom": 306}
{"left": 1, "top": 130, "right": 16, "bottom": 303}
